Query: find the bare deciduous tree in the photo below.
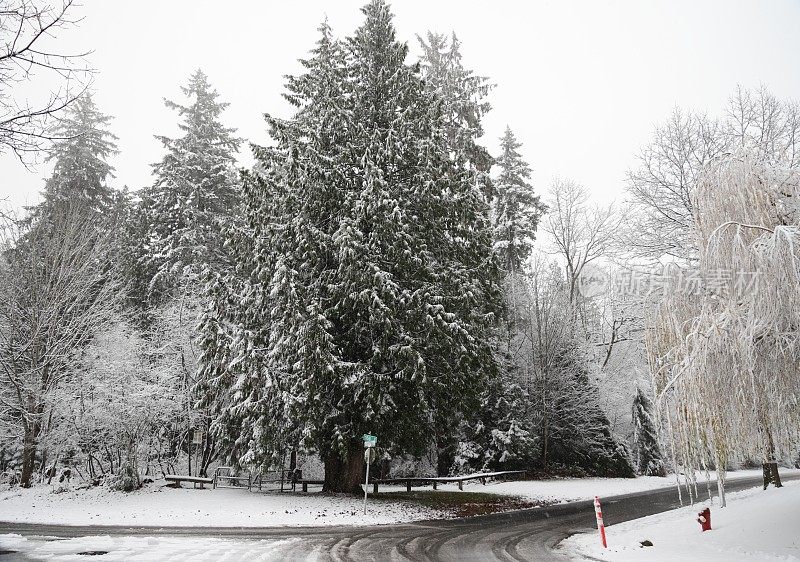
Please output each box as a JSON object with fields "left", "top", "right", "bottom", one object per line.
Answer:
{"left": 0, "top": 206, "right": 117, "bottom": 487}
{"left": 542, "top": 178, "right": 620, "bottom": 306}
{"left": 625, "top": 108, "right": 726, "bottom": 261}
{"left": 648, "top": 152, "right": 800, "bottom": 506}
{"left": 1, "top": 0, "right": 91, "bottom": 161}
{"left": 625, "top": 87, "right": 800, "bottom": 262}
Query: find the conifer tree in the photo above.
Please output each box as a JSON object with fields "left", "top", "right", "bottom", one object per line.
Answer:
{"left": 197, "top": 19, "right": 349, "bottom": 475}
{"left": 417, "top": 31, "right": 502, "bottom": 474}
{"left": 133, "top": 71, "right": 240, "bottom": 476}
{"left": 141, "top": 70, "right": 240, "bottom": 300}
{"left": 632, "top": 386, "right": 666, "bottom": 476}
{"left": 538, "top": 341, "right": 634, "bottom": 477}
{"left": 198, "top": 1, "right": 501, "bottom": 493}
{"left": 456, "top": 128, "right": 543, "bottom": 477}
{"left": 5, "top": 93, "right": 124, "bottom": 487}
{"left": 33, "top": 93, "right": 118, "bottom": 220}
{"left": 493, "top": 127, "right": 545, "bottom": 273}
{"left": 417, "top": 31, "right": 494, "bottom": 199}
{"left": 451, "top": 373, "right": 533, "bottom": 474}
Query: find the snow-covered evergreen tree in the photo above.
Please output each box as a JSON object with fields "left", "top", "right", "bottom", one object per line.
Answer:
{"left": 417, "top": 29, "right": 500, "bottom": 476}
{"left": 523, "top": 259, "right": 634, "bottom": 477}
{"left": 2, "top": 94, "right": 123, "bottom": 487}
{"left": 451, "top": 372, "right": 533, "bottom": 474}
{"left": 129, "top": 71, "right": 241, "bottom": 477}
{"left": 631, "top": 386, "right": 666, "bottom": 476}
{"left": 198, "top": 1, "right": 502, "bottom": 492}
{"left": 493, "top": 127, "right": 545, "bottom": 272}
{"left": 197, "top": 18, "right": 349, "bottom": 478}
{"left": 141, "top": 69, "right": 241, "bottom": 300}
{"left": 417, "top": 31, "right": 493, "bottom": 198}
{"left": 38, "top": 93, "right": 119, "bottom": 218}
{"left": 450, "top": 128, "right": 545, "bottom": 477}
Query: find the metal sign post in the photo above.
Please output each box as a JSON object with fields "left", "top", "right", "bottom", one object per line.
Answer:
{"left": 363, "top": 434, "right": 377, "bottom": 514}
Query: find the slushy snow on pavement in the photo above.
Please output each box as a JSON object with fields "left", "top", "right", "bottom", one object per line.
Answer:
{"left": 0, "top": 534, "right": 303, "bottom": 561}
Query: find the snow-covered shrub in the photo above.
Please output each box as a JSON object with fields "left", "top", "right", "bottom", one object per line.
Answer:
{"left": 107, "top": 461, "right": 140, "bottom": 492}
{"left": 48, "top": 319, "right": 183, "bottom": 488}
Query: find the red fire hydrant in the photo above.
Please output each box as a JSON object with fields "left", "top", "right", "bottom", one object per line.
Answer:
{"left": 697, "top": 507, "right": 711, "bottom": 532}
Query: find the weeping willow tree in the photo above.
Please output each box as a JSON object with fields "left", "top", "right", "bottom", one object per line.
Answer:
{"left": 647, "top": 151, "right": 800, "bottom": 507}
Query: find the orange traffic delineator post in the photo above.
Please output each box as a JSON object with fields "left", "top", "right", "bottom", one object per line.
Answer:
{"left": 594, "top": 496, "right": 608, "bottom": 548}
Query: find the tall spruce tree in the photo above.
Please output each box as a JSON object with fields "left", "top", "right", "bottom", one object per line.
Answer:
{"left": 196, "top": 20, "right": 349, "bottom": 475}
{"left": 198, "top": 1, "right": 502, "bottom": 493}
{"left": 134, "top": 71, "right": 241, "bottom": 477}
{"left": 632, "top": 386, "right": 666, "bottom": 476}
{"left": 33, "top": 93, "right": 118, "bottom": 220}
{"left": 493, "top": 127, "right": 544, "bottom": 273}
{"left": 453, "top": 128, "right": 545, "bottom": 477}
{"left": 534, "top": 338, "right": 634, "bottom": 477}
{"left": 417, "top": 30, "right": 500, "bottom": 474}
{"left": 6, "top": 94, "right": 120, "bottom": 487}
{"left": 141, "top": 70, "right": 241, "bottom": 300}
{"left": 417, "top": 31, "right": 494, "bottom": 200}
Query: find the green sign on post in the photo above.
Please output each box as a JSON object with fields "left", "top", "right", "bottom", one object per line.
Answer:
{"left": 362, "top": 434, "right": 377, "bottom": 514}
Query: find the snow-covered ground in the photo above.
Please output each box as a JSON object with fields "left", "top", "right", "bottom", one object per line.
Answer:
{"left": 0, "top": 483, "right": 440, "bottom": 527}
{"left": 456, "top": 468, "right": 794, "bottom": 504}
{"left": 562, "top": 479, "right": 800, "bottom": 561}
{"left": 1, "top": 469, "right": 795, "bottom": 528}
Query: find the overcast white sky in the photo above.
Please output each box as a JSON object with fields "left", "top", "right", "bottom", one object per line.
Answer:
{"left": 2, "top": 0, "right": 799, "bottom": 211}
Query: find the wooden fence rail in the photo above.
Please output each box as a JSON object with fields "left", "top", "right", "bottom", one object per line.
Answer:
{"left": 372, "top": 470, "right": 527, "bottom": 493}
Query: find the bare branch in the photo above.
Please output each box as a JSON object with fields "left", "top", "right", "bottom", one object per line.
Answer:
{"left": 0, "top": 0, "right": 93, "bottom": 159}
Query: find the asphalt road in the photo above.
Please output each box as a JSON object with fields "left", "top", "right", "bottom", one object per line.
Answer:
{"left": 1, "top": 474, "right": 795, "bottom": 561}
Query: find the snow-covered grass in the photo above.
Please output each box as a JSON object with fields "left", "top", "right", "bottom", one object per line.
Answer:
{"left": 0, "top": 481, "right": 441, "bottom": 527}
{"left": 561, "top": 479, "right": 800, "bottom": 561}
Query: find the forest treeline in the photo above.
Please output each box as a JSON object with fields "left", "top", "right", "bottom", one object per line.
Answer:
{"left": 1, "top": 0, "right": 798, "bottom": 496}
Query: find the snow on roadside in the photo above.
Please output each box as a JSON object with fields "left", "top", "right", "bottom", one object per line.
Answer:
{"left": 561, "top": 479, "right": 800, "bottom": 561}
{"left": 456, "top": 468, "right": 799, "bottom": 504}
{"left": 0, "top": 533, "right": 302, "bottom": 561}
{"left": 0, "top": 482, "right": 441, "bottom": 527}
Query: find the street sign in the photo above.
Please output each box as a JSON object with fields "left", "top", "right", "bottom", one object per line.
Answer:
{"left": 362, "top": 434, "right": 377, "bottom": 514}
{"left": 192, "top": 430, "right": 204, "bottom": 445}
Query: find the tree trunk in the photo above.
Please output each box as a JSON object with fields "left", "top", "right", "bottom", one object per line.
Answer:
{"left": 47, "top": 450, "right": 62, "bottom": 485}
{"left": 762, "top": 427, "right": 783, "bottom": 489}
{"left": 20, "top": 421, "right": 41, "bottom": 488}
{"left": 436, "top": 432, "right": 456, "bottom": 476}
{"left": 541, "top": 392, "right": 549, "bottom": 471}
{"left": 323, "top": 441, "right": 364, "bottom": 494}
